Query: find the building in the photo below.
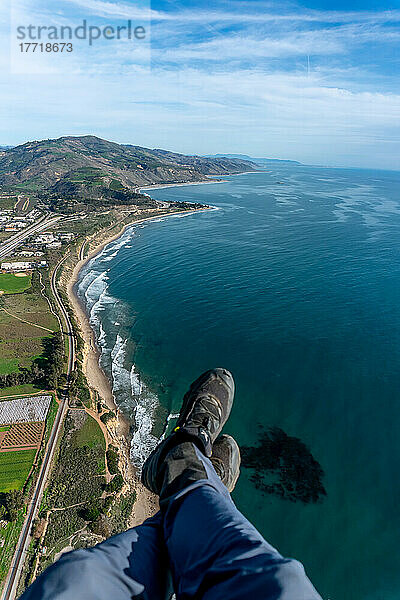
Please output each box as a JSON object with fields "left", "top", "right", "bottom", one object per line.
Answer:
{"left": 1, "top": 261, "right": 32, "bottom": 271}
{"left": 18, "top": 250, "right": 44, "bottom": 258}
{"left": 1, "top": 260, "right": 47, "bottom": 271}
{"left": 34, "top": 233, "right": 56, "bottom": 245}
{"left": 48, "top": 240, "right": 62, "bottom": 249}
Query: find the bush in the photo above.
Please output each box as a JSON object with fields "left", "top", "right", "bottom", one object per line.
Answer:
{"left": 108, "top": 492, "right": 137, "bottom": 536}
{"left": 105, "top": 474, "right": 123, "bottom": 494}
{"left": 102, "top": 496, "right": 114, "bottom": 512}
{"left": 106, "top": 447, "right": 119, "bottom": 475}
{"left": 5, "top": 489, "right": 24, "bottom": 521}
{"left": 80, "top": 504, "right": 100, "bottom": 522}
{"left": 100, "top": 412, "right": 115, "bottom": 425}
{"left": 45, "top": 508, "right": 86, "bottom": 546}
{"left": 89, "top": 514, "right": 111, "bottom": 538}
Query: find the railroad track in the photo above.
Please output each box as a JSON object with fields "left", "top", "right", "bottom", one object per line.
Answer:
{"left": 1, "top": 254, "right": 75, "bottom": 600}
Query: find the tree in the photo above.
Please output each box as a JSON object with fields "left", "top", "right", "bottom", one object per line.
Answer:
{"left": 105, "top": 474, "right": 123, "bottom": 494}
{"left": 100, "top": 411, "right": 116, "bottom": 425}
{"left": 89, "top": 514, "right": 111, "bottom": 538}
{"left": 81, "top": 504, "right": 100, "bottom": 522}
{"left": 5, "top": 490, "right": 24, "bottom": 521}
{"left": 106, "top": 447, "right": 119, "bottom": 475}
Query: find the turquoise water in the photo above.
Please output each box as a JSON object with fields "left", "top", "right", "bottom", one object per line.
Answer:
{"left": 77, "top": 167, "right": 400, "bottom": 599}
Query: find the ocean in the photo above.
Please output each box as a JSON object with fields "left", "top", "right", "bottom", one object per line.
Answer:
{"left": 76, "top": 166, "right": 400, "bottom": 600}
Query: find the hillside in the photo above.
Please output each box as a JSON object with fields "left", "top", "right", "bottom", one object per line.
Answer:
{"left": 0, "top": 136, "right": 257, "bottom": 210}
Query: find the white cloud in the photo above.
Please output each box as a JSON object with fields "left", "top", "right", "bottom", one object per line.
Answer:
{"left": 65, "top": 0, "right": 400, "bottom": 25}
{"left": 1, "top": 64, "right": 399, "bottom": 167}
{"left": 62, "top": 0, "right": 163, "bottom": 20}
{"left": 1, "top": 0, "right": 400, "bottom": 168}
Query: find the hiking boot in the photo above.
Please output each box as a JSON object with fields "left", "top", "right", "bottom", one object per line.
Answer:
{"left": 211, "top": 434, "right": 241, "bottom": 493}
{"left": 174, "top": 367, "right": 235, "bottom": 457}
{"left": 142, "top": 368, "right": 235, "bottom": 497}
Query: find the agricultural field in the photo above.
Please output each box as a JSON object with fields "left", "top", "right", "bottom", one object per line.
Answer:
{"left": 0, "top": 449, "right": 37, "bottom": 492}
{"left": 0, "top": 394, "right": 59, "bottom": 591}
{"left": 0, "top": 396, "right": 54, "bottom": 494}
{"left": 0, "top": 272, "right": 59, "bottom": 381}
{"left": 0, "top": 395, "right": 52, "bottom": 424}
{"left": 0, "top": 422, "right": 45, "bottom": 451}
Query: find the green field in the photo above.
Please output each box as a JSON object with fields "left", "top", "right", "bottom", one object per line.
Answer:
{"left": 0, "top": 357, "right": 19, "bottom": 375}
{"left": 0, "top": 273, "right": 32, "bottom": 294}
{"left": 0, "top": 384, "right": 43, "bottom": 398}
{"left": 0, "top": 425, "right": 10, "bottom": 432}
{"left": 0, "top": 510, "right": 25, "bottom": 586}
{"left": 0, "top": 195, "right": 16, "bottom": 210}
{"left": 73, "top": 414, "right": 105, "bottom": 472}
{"left": 0, "top": 449, "right": 37, "bottom": 492}
{"left": 0, "top": 273, "right": 59, "bottom": 378}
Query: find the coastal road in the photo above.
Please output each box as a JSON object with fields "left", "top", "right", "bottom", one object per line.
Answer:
{"left": 1, "top": 254, "right": 75, "bottom": 600}
{"left": 0, "top": 213, "right": 62, "bottom": 260}
{"left": 79, "top": 239, "right": 88, "bottom": 261}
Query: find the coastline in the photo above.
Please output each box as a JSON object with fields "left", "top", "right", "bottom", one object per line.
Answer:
{"left": 139, "top": 179, "right": 228, "bottom": 191}
{"left": 139, "top": 170, "right": 263, "bottom": 193}
{"left": 63, "top": 206, "right": 212, "bottom": 525}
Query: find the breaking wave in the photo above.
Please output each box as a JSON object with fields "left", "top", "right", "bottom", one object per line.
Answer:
{"left": 75, "top": 231, "right": 161, "bottom": 470}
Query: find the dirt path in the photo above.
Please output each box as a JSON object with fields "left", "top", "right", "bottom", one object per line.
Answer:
{"left": 0, "top": 390, "right": 47, "bottom": 399}
{"left": 0, "top": 306, "right": 54, "bottom": 333}
{"left": 38, "top": 271, "right": 63, "bottom": 333}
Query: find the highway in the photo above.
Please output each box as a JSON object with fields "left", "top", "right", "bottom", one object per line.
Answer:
{"left": 1, "top": 253, "right": 75, "bottom": 600}
{"left": 0, "top": 214, "right": 62, "bottom": 260}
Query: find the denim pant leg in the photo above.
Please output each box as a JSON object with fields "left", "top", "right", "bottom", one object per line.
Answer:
{"left": 19, "top": 512, "right": 172, "bottom": 600}
{"left": 163, "top": 446, "right": 322, "bottom": 600}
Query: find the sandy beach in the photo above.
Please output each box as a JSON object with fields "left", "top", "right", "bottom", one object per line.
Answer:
{"left": 63, "top": 207, "right": 211, "bottom": 525}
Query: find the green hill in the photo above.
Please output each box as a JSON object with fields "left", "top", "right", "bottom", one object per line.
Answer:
{"left": 0, "top": 136, "right": 257, "bottom": 210}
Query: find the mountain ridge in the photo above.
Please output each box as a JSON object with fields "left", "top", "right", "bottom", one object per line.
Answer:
{"left": 0, "top": 136, "right": 258, "bottom": 207}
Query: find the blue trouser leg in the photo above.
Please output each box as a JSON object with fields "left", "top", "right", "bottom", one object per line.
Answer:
{"left": 21, "top": 444, "right": 322, "bottom": 600}
{"left": 19, "top": 512, "right": 172, "bottom": 600}
{"left": 162, "top": 445, "right": 322, "bottom": 600}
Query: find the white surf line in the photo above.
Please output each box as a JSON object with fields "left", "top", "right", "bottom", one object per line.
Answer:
{"left": 159, "top": 412, "right": 180, "bottom": 441}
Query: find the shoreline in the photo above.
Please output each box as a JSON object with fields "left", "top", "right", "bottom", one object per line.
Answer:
{"left": 65, "top": 207, "right": 210, "bottom": 416}
{"left": 139, "top": 170, "right": 263, "bottom": 193}
{"left": 64, "top": 206, "right": 212, "bottom": 525}
{"left": 139, "top": 179, "right": 228, "bottom": 192}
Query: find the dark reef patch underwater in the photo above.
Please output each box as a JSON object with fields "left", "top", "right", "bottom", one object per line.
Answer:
{"left": 241, "top": 426, "right": 326, "bottom": 504}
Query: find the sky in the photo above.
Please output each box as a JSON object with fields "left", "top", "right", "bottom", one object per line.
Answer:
{"left": 1, "top": 0, "right": 400, "bottom": 169}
